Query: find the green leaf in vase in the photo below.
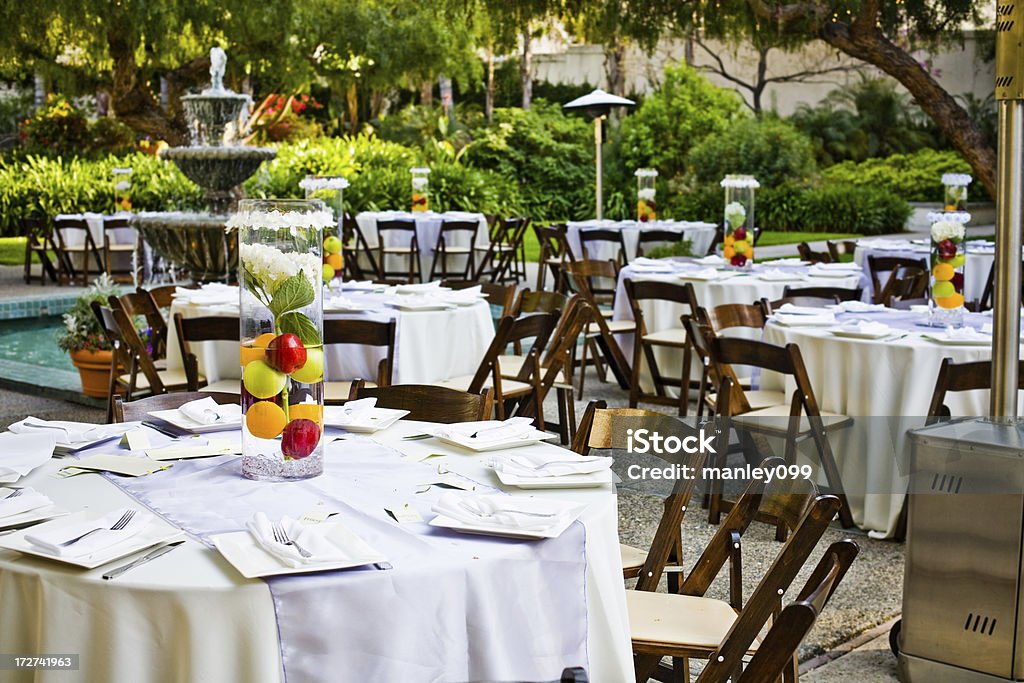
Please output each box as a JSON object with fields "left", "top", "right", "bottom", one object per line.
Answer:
{"left": 278, "top": 311, "right": 322, "bottom": 346}
{"left": 269, "top": 271, "right": 315, "bottom": 318}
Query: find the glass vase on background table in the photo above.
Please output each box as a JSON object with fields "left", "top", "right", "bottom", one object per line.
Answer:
{"left": 411, "top": 167, "right": 430, "bottom": 213}
{"left": 300, "top": 175, "right": 349, "bottom": 285}
{"left": 720, "top": 174, "right": 759, "bottom": 268}
{"left": 635, "top": 168, "right": 658, "bottom": 222}
{"left": 229, "top": 199, "right": 332, "bottom": 481}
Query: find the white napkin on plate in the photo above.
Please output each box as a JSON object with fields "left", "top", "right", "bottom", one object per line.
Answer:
{"left": 760, "top": 258, "right": 807, "bottom": 267}
{"left": 434, "top": 418, "right": 536, "bottom": 444}
{"left": 859, "top": 239, "right": 916, "bottom": 251}
{"left": 833, "top": 320, "right": 891, "bottom": 336}
{"left": 0, "top": 487, "right": 53, "bottom": 519}
{"left": 173, "top": 283, "right": 238, "bottom": 306}
{"left": 772, "top": 311, "right": 837, "bottom": 326}
{"left": 246, "top": 512, "right": 353, "bottom": 567}
{"left": 9, "top": 417, "right": 132, "bottom": 444}
{"left": 831, "top": 300, "right": 890, "bottom": 313}
{"left": 693, "top": 254, "right": 726, "bottom": 266}
{"left": 339, "top": 280, "right": 378, "bottom": 290}
{"left": 944, "top": 326, "right": 991, "bottom": 341}
{"left": 177, "top": 397, "right": 241, "bottom": 425}
{"left": 678, "top": 267, "right": 721, "bottom": 280}
{"left": 758, "top": 268, "right": 806, "bottom": 282}
{"left": 776, "top": 303, "right": 829, "bottom": 316}
{"left": 324, "top": 398, "right": 377, "bottom": 425}
{"left": 0, "top": 432, "right": 57, "bottom": 483}
{"left": 396, "top": 281, "right": 444, "bottom": 294}
{"left": 431, "top": 492, "right": 569, "bottom": 531}
{"left": 25, "top": 508, "right": 152, "bottom": 558}
{"left": 809, "top": 262, "right": 862, "bottom": 272}
{"left": 491, "top": 451, "right": 612, "bottom": 478}
{"left": 441, "top": 285, "right": 484, "bottom": 304}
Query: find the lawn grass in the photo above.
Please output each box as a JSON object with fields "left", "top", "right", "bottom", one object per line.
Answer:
{"left": 0, "top": 237, "right": 28, "bottom": 266}
{"left": 755, "top": 231, "right": 861, "bottom": 247}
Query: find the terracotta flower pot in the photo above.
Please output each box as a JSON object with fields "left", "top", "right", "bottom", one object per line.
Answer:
{"left": 69, "top": 348, "right": 115, "bottom": 399}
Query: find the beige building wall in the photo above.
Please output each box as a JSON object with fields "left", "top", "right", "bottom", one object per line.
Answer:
{"left": 533, "top": 33, "right": 994, "bottom": 115}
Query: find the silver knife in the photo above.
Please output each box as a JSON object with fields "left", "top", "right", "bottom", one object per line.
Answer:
{"left": 102, "top": 540, "right": 185, "bottom": 580}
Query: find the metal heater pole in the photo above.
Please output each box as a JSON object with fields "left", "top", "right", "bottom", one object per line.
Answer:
{"left": 991, "top": 1, "right": 1024, "bottom": 417}
{"left": 595, "top": 115, "right": 604, "bottom": 220}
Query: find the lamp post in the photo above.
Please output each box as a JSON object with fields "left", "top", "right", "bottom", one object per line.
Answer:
{"left": 563, "top": 89, "right": 635, "bottom": 220}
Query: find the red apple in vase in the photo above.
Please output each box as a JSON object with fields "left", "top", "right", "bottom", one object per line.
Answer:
{"left": 268, "top": 333, "right": 307, "bottom": 374}
{"left": 639, "top": 213, "right": 649, "bottom": 223}
{"left": 952, "top": 272, "right": 965, "bottom": 291}
{"left": 281, "top": 418, "right": 320, "bottom": 459}
{"left": 937, "top": 239, "right": 957, "bottom": 259}
{"left": 730, "top": 254, "right": 747, "bottom": 267}
{"left": 733, "top": 227, "right": 747, "bottom": 241}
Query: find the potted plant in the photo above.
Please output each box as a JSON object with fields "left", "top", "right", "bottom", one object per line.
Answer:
{"left": 56, "top": 274, "right": 123, "bottom": 398}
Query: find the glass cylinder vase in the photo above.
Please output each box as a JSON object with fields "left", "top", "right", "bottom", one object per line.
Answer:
{"left": 229, "top": 199, "right": 331, "bottom": 481}
{"left": 411, "top": 167, "right": 430, "bottom": 212}
{"left": 928, "top": 217, "right": 967, "bottom": 328}
{"left": 300, "top": 176, "right": 349, "bottom": 285}
{"left": 942, "top": 173, "right": 971, "bottom": 213}
{"left": 635, "top": 168, "right": 658, "bottom": 222}
{"left": 720, "top": 174, "right": 759, "bottom": 268}
{"left": 113, "top": 167, "right": 133, "bottom": 213}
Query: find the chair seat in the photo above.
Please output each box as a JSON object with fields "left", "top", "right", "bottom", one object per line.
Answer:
{"left": 201, "top": 379, "right": 241, "bottom": 394}
{"left": 733, "top": 405, "right": 852, "bottom": 434}
{"left": 708, "top": 390, "right": 787, "bottom": 412}
{"left": 620, "top": 543, "right": 648, "bottom": 572}
{"left": 324, "top": 380, "right": 377, "bottom": 401}
{"left": 436, "top": 374, "right": 532, "bottom": 397}
{"left": 381, "top": 247, "right": 419, "bottom": 254}
{"left": 642, "top": 327, "right": 686, "bottom": 346}
{"left": 628, "top": 590, "right": 747, "bottom": 651}
{"left": 119, "top": 368, "right": 194, "bottom": 391}
{"left": 436, "top": 246, "right": 472, "bottom": 254}
{"left": 497, "top": 355, "right": 570, "bottom": 385}
{"left": 586, "top": 319, "right": 636, "bottom": 335}
{"left": 105, "top": 243, "right": 137, "bottom": 252}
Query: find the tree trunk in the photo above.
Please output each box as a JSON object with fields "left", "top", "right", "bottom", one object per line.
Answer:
{"left": 420, "top": 80, "right": 434, "bottom": 107}
{"left": 485, "top": 48, "right": 495, "bottom": 123}
{"left": 751, "top": 47, "right": 768, "bottom": 115}
{"left": 520, "top": 26, "right": 533, "bottom": 111}
{"left": 107, "top": 31, "right": 185, "bottom": 145}
{"left": 346, "top": 83, "right": 359, "bottom": 131}
{"left": 604, "top": 37, "right": 627, "bottom": 97}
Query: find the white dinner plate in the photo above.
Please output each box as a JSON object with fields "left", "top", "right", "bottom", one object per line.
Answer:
{"left": 210, "top": 523, "right": 387, "bottom": 578}
{"left": 921, "top": 333, "right": 992, "bottom": 346}
{"left": 0, "top": 510, "right": 183, "bottom": 569}
{"left": 386, "top": 301, "right": 457, "bottom": 312}
{"left": 324, "top": 302, "right": 376, "bottom": 313}
{"left": 148, "top": 409, "right": 241, "bottom": 435}
{"left": 0, "top": 504, "right": 69, "bottom": 530}
{"left": 323, "top": 407, "right": 409, "bottom": 433}
{"left": 53, "top": 435, "right": 123, "bottom": 456}
{"left": 433, "top": 430, "right": 558, "bottom": 452}
{"left": 429, "top": 501, "right": 586, "bottom": 540}
{"left": 493, "top": 468, "right": 613, "bottom": 489}
{"left": 807, "top": 270, "right": 860, "bottom": 279}
{"left": 757, "top": 274, "right": 807, "bottom": 282}
{"left": 829, "top": 328, "right": 893, "bottom": 340}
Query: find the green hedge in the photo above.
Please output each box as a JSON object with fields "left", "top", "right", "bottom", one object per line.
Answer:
{"left": 686, "top": 117, "right": 817, "bottom": 188}
{"left": 820, "top": 149, "right": 981, "bottom": 203}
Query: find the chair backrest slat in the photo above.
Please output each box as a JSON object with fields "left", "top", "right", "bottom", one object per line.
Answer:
{"left": 349, "top": 383, "right": 493, "bottom": 423}
{"left": 114, "top": 391, "right": 238, "bottom": 423}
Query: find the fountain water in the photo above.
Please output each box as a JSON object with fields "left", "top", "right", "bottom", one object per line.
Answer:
{"left": 133, "top": 47, "right": 276, "bottom": 281}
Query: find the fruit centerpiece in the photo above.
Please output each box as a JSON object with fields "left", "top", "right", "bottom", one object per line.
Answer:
{"left": 942, "top": 173, "right": 972, "bottom": 213}
{"left": 411, "top": 167, "right": 430, "bottom": 212}
{"left": 635, "top": 168, "right": 658, "bottom": 222}
{"left": 720, "top": 174, "right": 759, "bottom": 267}
{"left": 300, "top": 175, "right": 349, "bottom": 285}
{"left": 928, "top": 213, "right": 969, "bottom": 327}
{"left": 228, "top": 199, "right": 331, "bottom": 481}
{"left": 113, "top": 167, "right": 132, "bottom": 212}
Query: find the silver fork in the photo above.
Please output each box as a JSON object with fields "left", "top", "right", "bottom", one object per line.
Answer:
{"left": 59, "top": 509, "right": 135, "bottom": 547}
{"left": 271, "top": 522, "right": 312, "bottom": 558}
{"left": 4, "top": 489, "right": 24, "bottom": 499}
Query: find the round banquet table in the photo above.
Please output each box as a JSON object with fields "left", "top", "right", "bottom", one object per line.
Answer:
{"left": 761, "top": 309, "right": 1016, "bottom": 537}
{"left": 853, "top": 238, "right": 997, "bottom": 304}
{"left": 566, "top": 220, "right": 717, "bottom": 261}
{"left": 355, "top": 211, "right": 490, "bottom": 279}
{"left": 0, "top": 420, "right": 632, "bottom": 683}
{"left": 165, "top": 285, "right": 497, "bottom": 387}
{"left": 612, "top": 260, "right": 870, "bottom": 392}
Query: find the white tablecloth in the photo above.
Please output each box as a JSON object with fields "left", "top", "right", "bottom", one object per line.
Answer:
{"left": 853, "top": 238, "right": 996, "bottom": 304}
{"left": 567, "top": 220, "right": 717, "bottom": 262}
{"left": 0, "top": 420, "right": 632, "bottom": 682}
{"left": 761, "top": 310, "right": 1011, "bottom": 536}
{"left": 165, "top": 287, "right": 496, "bottom": 385}
{"left": 356, "top": 211, "right": 490, "bottom": 279}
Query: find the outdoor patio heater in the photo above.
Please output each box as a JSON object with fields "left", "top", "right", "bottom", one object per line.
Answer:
{"left": 563, "top": 89, "right": 634, "bottom": 220}
{"left": 896, "top": 2, "right": 1024, "bottom": 680}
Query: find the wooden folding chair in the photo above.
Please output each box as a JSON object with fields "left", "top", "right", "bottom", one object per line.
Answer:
{"left": 103, "top": 215, "right": 140, "bottom": 283}
{"left": 563, "top": 260, "right": 634, "bottom": 396}
{"left": 494, "top": 311, "right": 561, "bottom": 412}
{"left": 441, "top": 280, "right": 517, "bottom": 319}
{"left": 636, "top": 228, "right": 691, "bottom": 257}
{"left": 509, "top": 289, "right": 568, "bottom": 318}
{"left": 630, "top": 463, "right": 841, "bottom": 683}
{"left": 879, "top": 265, "right": 929, "bottom": 307}
{"left": 533, "top": 223, "right": 575, "bottom": 292}
{"left": 348, "top": 383, "right": 494, "bottom": 423}
{"left": 796, "top": 242, "right": 831, "bottom": 264}
{"left": 826, "top": 240, "right": 858, "bottom": 263}
{"left": 429, "top": 219, "right": 478, "bottom": 280}
{"left": 376, "top": 218, "right": 420, "bottom": 283}
{"left": 781, "top": 285, "right": 862, "bottom": 302}
{"left": 22, "top": 217, "right": 59, "bottom": 285}
{"left": 113, "top": 391, "right": 238, "bottom": 423}
{"left": 708, "top": 540, "right": 859, "bottom": 683}
{"left": 322, "top": 318, "right": 397, "bottom": 404}
{"left": 866, "top": 255, "right": 927, "bottom": 305}
{"left": 141, "top": 284, "right": 183, "bottom": 310}
{"left": 173, "top": 313, "right": 239, "bottom": 393}
{"left": 624, "top": 278, "right": 698, "bottom": 415}
{"left": 758, "top": 296, "right": 838, "bottom": 316}
{"left": 579, "top": 227, "right": 629, "bottom": 267}
{"left": 342, "top": 213, "right": 383, "bottom": 281}
{"left": 112, "top": 291, "right": 169, "bottom": 362}
{"left": 708, "top": 337, "right": 855, "bottom": 531}
{"left": 54, "top": 216, "right": 104, "bottom": 286}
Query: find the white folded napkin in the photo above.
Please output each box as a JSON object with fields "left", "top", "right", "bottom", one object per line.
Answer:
{"left": 491, "top": 451, "right": 612, "bottom": 478}
{"left": 771, "top": 311, "right": 837, "bottom": 326}
{"left": 396, "top": 281, "right": 444, "bottom": 294}
{"left": 441, "top": 285, "right": 484, "bottom": 304}
{"left": 246, "top": 512, "right": 354, "bottom": 567}
{"left": 324, "top": 398, "right": 377, "bottom": 425}
{"left": 833, "top": 320, "right": 891, "bottom": 336}
{"left": 0, "top": 432, "right": 57, "bottom": 483}
{"left": 758, "top": 268, "right": 806, "bottom": 282}
{"left": 760, "top": 258, "right": 807, "bottom": 267}
{"left": 809, "top": 262, "right": 862, "bottom": 272}
{"left": 944, "top": 326, "right": 991, "bottom": 341}
{"left": 324, "top": 295, "right": 371, "bottom": 311}
{"left": 177, "top": 397, "right": 241, "bottom": 425}
{"left": 25, "top": 508, "right": 152, "bottom": 558}
{"left": 831, "top": 300, "right": 890, "bottom": 313}
{"left": 693, "top": 255, "right": 726, "bottom": 266}
{"left": 431, "top": 492, "right": 568, "bottom": 531}
{"left": 339, "top": 280, "right": 378, "bottom": 290}
{"left": 9, "top": 417, "right": 132, "bottom": 444}
{"left": 678, "top": 267, "right": 721, "bottom": 280}
{"left": 776, "top": 303, "right": 830, "bottom": 316}
{"left": 173, "top": 283, "right": 239, "bottom": 305}
{"left": 0, "top": 487, "right": 53, "bottom": 519}
{"left": 434, "top": 418, "right": 536, "bottom": 444}
{"left": 859, "top": 239, "right": 916, "bottom": 251}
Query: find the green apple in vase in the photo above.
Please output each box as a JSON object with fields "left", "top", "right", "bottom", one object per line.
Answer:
{"left": 243, "top": 360, "right": 287, "bottom": 399}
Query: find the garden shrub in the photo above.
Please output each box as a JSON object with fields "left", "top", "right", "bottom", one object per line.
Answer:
{"left": 820, "top": 149, "right": 980, "bottom": 202}
{"left": 686, "top": 117, "right": 817, "bottom": 188}
{"left": 20, "top": 95, "right": 91, "bottom": 155}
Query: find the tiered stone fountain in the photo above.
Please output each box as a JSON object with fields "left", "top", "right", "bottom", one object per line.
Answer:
{"left": 133, "top": 47, "right": 276, "bottom": 281}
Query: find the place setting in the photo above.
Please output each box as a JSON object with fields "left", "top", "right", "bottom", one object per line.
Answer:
{"left": 428, "top": 417, "right": 558, "bottom": 452}
{"left": 0, "top": 487, "right": 68, "bottom": 531}
{"left": 428, "top": 491, "right": 587, "bottom": 540}
{"left": 489, "top": 450, "right": 614, "bottom": 489}
{"left": 323, "top": 397, "right": 409, "bottom": 434}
